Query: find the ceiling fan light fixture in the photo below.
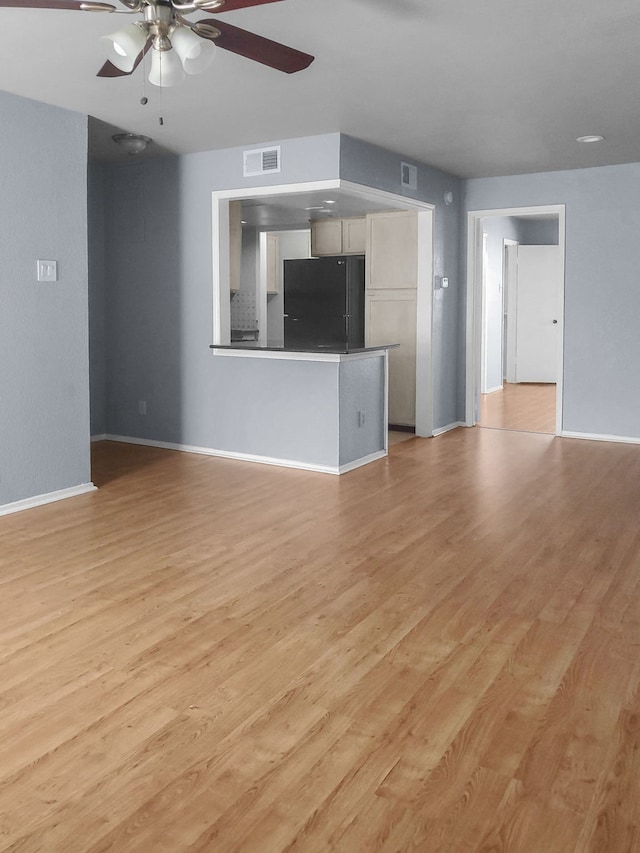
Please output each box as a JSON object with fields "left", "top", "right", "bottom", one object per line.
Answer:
{"left": 171, "top": 25, "right": 216, "bottom": 74}
{"left": 100, "top": 22, "right": 148, "bottom": 72}
{"left": 149, "top": 43, "right": 186, "bottom": 87}
{"left": 191, "top": 0, "right": 225, "bottom": 9}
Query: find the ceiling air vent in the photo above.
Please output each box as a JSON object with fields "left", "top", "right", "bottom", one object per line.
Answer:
{"left": 401, "top": 161, "right": 417, "bottom": 190}
{"left": 243, "top": 146, "right": 281, "bottom": 177}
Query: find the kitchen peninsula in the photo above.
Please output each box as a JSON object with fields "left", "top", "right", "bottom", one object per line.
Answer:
{"left": 210, "top": 343, "right": 397, "bottom": 475}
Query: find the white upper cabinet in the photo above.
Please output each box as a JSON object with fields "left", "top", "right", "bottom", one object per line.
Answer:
{"left": 311, "top": 217, "right": 366, "bottom": 256}
{"left": 365, "top": 210, "right": 418, "bottom": 290}
{"left": 341, "top": 217, "right": 367, "bottom": 254}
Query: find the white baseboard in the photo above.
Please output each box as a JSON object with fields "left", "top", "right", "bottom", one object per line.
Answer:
{"left": 561, "top": 430, "right": 640, "bottom": 446}
{"left": 339, "top": 450, "right": 387, "bottom": 474}
{"left": 433, "top": 421, "right": 465, "bottom": 437}
{"left": 98, "top": 434, "right": 386, "bottom": 475}
{"left": 0, "top": 482, "right": 97, "bottom": 518}
{"left": 91, "top": 434, "right": 108, "bottom": 442}
{"left": 483, "top": 385, "right": 503, "bottom": 395}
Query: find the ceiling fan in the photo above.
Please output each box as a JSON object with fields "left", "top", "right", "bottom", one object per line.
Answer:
{"left": 0, "top": 0, "right": 314, "bottom": 87}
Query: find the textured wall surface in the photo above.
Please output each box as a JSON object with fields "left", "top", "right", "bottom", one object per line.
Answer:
{"left": 340, "top": 135, "right": 463, "bottom": 429}
{"left": 465, "top": 163, "right": 640, "bottom": 438}
{"left": 0, "top": 91, "right": 91, "bottom": 507}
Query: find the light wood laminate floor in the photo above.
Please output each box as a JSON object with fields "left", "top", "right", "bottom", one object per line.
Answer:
{"left": 1, "top": 430, "right": 640, "bottom": 851}
{"left": 480, "top": 382, "right": 556, "bottom": 434}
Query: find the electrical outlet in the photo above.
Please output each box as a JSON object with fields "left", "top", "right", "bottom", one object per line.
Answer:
{"left": 138, "top": 400, "right": 147, "bottom": 416}
{"left": 357, "top": 410, "right": 366, "bottom": 427}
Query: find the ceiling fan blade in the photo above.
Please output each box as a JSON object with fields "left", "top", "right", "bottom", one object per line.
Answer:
{"left": 96, "top": 37, "right": 151, "bottom": 78}
{"left": 202, "top": 0, "right": 284, "bottom": 12}
{"left": 196, "top": 19, "right": 313, "bottom": 73}
{"left": 0, "top": 1, "right": 115, "bottom": 9}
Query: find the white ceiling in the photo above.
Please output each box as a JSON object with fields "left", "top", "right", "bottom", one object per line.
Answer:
{"left": 239, "top": 188, "right": 396, "bottom": 228}
{"left": 1, "top": 0, "right": 639, "bottom": 178}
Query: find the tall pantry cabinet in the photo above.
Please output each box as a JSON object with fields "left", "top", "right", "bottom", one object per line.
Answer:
{"left": 365, "top": 211, "right": 418, "bottom": 427}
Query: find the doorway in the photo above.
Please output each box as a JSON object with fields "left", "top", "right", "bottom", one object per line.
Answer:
{"left": 466, "top": 205, "right": 565, "bottom": 435}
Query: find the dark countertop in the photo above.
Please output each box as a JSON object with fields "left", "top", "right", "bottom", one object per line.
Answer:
{"left": 210, "top": 343, "right": 399, "bottom": 355}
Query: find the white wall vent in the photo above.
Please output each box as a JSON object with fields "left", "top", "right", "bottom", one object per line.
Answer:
{"left": 400, "top": 161, "right": 418, "bottom": 190}
{"left": 243, "top": 146, "right": 281, "bottom": 177}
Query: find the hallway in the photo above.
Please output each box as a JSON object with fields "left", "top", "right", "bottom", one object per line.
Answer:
{"left": 479, "top": 382, "right": 556, "bottom": 434}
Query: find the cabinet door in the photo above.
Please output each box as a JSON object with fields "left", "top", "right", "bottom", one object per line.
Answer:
{"left": 366, "top": 211, "right": 418, "bottom": 289}
{"left": 266, "top": 233, "right": 279, "bottom": 294}
{"left": 341, "top": 217, "right": 366, "bottom": 254}
{"left": 311, "top": 220, "right": 343, "bottom": 256}
{"left": 366, "top": 290, "right": 417, "bottom": 426}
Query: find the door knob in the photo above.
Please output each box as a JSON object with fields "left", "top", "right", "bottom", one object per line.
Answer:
{"left": 552, "top": 319, "right": 558, "bottom": 324}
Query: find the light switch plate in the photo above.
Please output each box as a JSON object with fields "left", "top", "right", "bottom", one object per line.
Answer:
{"left": 37, "top": 260, "right": 57, "bottom": 282}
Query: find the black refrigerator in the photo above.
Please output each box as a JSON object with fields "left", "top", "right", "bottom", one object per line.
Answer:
{"left": 283, "top": 256, "right": 365, "bottom": 350}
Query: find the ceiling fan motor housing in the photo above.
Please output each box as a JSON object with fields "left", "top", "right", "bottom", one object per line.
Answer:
{"left": 144, "top": 2, "right": 173, "bottom": 49}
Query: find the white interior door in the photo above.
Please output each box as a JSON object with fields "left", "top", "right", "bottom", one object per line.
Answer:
{"left": 515, "top": 245, "right": 562, "bottom": 383}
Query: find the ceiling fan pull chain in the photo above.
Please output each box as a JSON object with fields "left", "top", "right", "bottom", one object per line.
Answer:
{"left": 158, "top": 78, "right": 165, "bottom": 126}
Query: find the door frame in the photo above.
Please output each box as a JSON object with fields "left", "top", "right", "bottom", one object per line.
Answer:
{"left": 503, "top": 238, "right": 518, "bottom": 384}
{"left": 212, "top": 179, "right": 435, "bottom": 438}
{"left": 465, "top": 204, "right": 566, "bottom": 434}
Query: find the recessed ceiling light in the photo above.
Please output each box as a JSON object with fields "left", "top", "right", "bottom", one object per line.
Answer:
{"left": 305, "top": 206, "right": 324, "bottom": 211}
{"left": 323, "top": 199, "right": 336, "bottom": 204}
{"left": 576, "top": 134, "right": 604, "bottom": 143}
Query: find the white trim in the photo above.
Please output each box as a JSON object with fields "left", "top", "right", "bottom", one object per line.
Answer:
{"left": 212, "top": 196, "right": 231, "bottom": 345}
{"left": 213, "top": 179, "right": 436, "bottom": 212}
{"left": 484, "top": 385, "right": 504, "bottom": 395}
{"left": 383, "top": 349, "right": 389, "bottom": 452}
{"left": 336, "top": 180, "right": 436, "bottom": 212}
{"left": 480, "top": 232, "right": 489, "bottom": 394}
{"left": 91, "top": 433, "right": 108, "bottom": 442}
{"left": 0, "top": 482, "right": 97, "bottom": 517}
{"left": 257, "top": 231, "right": 268, "bottom": 348}
{"left": 466, "top": 204, "right": 566, "bottom": 435}
{"left": 211, "top": 347, "right": 389, "bottom": 363}
{"left": 415, "top": 208, "right": 434, "bottom": 437}
{"left": 99, "top": 434, "right": 387, "bottom": 475}
{"left": 561, "top": 430, "right": 640, "bottom": 445}
{"left": 213, "top": 179, "right": 344, "bottom": 203}
{"left": 339, "top": 450, "right": 387, "bottom": 473}
{"left": 212, "top": 179, "right": 435, "bottom": 438}
{"left": 432, "top": 421, "right": 464, "bottom": 437}
{"left": 503, "top": 239, "right": 519, "bottom": 384}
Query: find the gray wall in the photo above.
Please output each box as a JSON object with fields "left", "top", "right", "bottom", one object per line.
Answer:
{"left": 465, "top": 163, "right": 640, "bottom": 438}
{"left": 97, "top": 132, "right": 462, "bottom": 457}
{"left": 89, "top": 162, "right": 107, "bottom": 436}
{"left": 339, "top": 355, "right": 385, "bottom": 465}
{"left": 99, "top": 134, "right": 343, "bottom": 457}
{"left": 340, "top": 135, "right": 463, "bottom": 430}
{"left": 0, "top": 91, "right": 91, "bottom": 507}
